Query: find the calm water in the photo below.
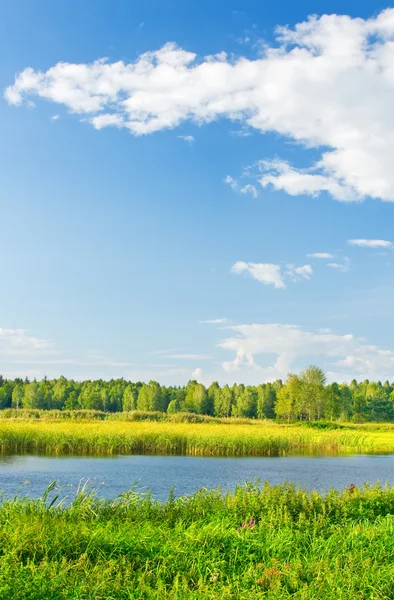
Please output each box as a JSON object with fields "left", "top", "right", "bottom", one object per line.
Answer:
{"left": 1, "top": 454, "right": 394, "bottom": 501}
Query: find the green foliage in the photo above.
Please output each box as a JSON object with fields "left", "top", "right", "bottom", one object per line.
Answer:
{"left": 1, "top": 481, "right": 394, "bottom": 598}
{"left": 0, "top": 367, "right": 393, "bottom": 423}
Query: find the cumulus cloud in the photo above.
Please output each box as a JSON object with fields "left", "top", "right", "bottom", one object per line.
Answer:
{"left": 307, "top": 252, "right": 334, "bottom": 259}
{"left": 9, "top": 10, "right": 394, "bottom": 201}
{"left": 258, "top": 160, "right": 359, "bottom": 202}
{"left": 192, "top": 367, "right": 204, "bottom": 382}
{"left": 231, "top": 261, "right": 312, "bottom": 288}
{"left": 218, "top": 323, "right": 394, "bottom": 382}
{"left": 348, "top": 239, "right": 393, "bottom": 248}
{"left": 231, "top": 261, "right": 285, "bottom": 288}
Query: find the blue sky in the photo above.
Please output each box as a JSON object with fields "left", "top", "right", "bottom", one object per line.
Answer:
{"left": 1, "top": 0, "right": 394, "bottom": 384}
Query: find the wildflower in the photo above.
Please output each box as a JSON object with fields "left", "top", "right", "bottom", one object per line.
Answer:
{"left": 240, "top": 518, "right": 256, "bottom": 530}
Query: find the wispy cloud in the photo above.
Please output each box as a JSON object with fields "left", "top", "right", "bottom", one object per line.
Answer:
{"left": 177, "top": 134, "right": 195, "bottom": 144}
{"left": 224, "top": 176, "right": 258, "bottom": 198}
{"left": 348, "top": 239, "right": 393, "bottom": 248}
{"left": 327, "top": 260, "right": 350, "bottom": 272}
{"left": 307, "top": 252, "right": 334, "bottom": 259}
{"left": 164, "top": 353, "right": 211, "bottom": 360}
{"left": 199, "top": 318, "right": 228, "bottom": 324}
{"left": 285, "top": 264, "right": 313, "bottom": 282}
{"left": 0, "top": 328, "right": 51, "bottom": 356}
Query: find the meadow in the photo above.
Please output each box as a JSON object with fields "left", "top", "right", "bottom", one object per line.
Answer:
{"left": 1, "top": 480, "right": 394, "bottom": 599}
{"left": 1, "top": 411, "right": 394, "bottom": 456}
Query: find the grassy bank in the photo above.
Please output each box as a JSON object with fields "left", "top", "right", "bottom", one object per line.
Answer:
{"left": 1, "top": 481, "right": 394, "bottom": 599}
{"left": 1, "top": 417, "right": 394, "bottom": 455}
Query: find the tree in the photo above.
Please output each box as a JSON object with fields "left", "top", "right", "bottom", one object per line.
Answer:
{"left": 256, "top": 384, "right": 276, "bottom": 419}
{"left": 213, "top": 385, "right": 233, "bottom": 417}
{"left": 275, "top": 375, "right": 302, "bottom": 422}
{"left": 12, "top": 384, "right": 24, "bottom": 409}
{"left": 299, "top": 366, "right": 327, "bottom": 420}
{"left": 137, "top": 381, "right": 165, "bottom": 412}
{"left": 232, "top": 387, "right": 257, "bottom": 418}
{"left": 207, "top": 382, "right": 220, "bottom": 416}
{"left": 325, "top": 383, "right": 342, "bottom": 421}
{"left": 0, "top": 381, "right": 12, "bottom": 409}
{"left": 183, "top": 382, "right": 209, "bottom": 414}
{"left": 23, "top": 381, "right": 45, "bottom": 409}
{"left": 122, "top": 385, "right": 138, "bottom": 412}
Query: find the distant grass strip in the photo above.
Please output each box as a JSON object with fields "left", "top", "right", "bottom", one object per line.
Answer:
{"left": 1, "top": 418, "right": 394, "bottom": 456}
{"left": 1, "top": 481, "right": 394, "bottom": 599}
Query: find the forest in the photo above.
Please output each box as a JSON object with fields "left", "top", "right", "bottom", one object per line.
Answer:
{"left": 1, "top": 366, "right": 394, "bottom": 422}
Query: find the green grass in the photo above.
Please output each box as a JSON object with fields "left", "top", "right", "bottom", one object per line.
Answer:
{"left": 1, "top": 481, "right": 394, "bottom": 599}
{"left": 1, "top": 415, "right": 394, "bottom": 456}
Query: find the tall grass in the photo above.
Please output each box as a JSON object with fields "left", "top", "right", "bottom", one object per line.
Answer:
{"left": 1, "top": 480, "right": 394, "bottom": 598}
{"left": 1, "top": 417, "right": 394, "bottom": 456}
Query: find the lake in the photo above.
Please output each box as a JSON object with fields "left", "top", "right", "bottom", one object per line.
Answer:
{"left": 1, "top": 453, "right": 394, "bottom": 500}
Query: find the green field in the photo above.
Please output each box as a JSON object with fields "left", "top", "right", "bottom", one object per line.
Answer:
{"left": 1, "top": 413, "right": 394, "bottom": 456}
{"left": 1, "top": 481, "right": 394, "bottom": 599}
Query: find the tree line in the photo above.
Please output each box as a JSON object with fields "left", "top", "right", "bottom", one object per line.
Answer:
{"left": 1, "top": 366, "right": 394, "bottom": 421}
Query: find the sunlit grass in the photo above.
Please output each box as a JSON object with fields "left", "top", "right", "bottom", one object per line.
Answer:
{"left": 1, "top": 480, "right": 394, "bottom": 599}
{"left": 1, "top": 415, "right": 394, "bottom": 456}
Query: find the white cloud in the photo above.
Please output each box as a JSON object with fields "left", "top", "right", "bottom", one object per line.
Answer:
{"left": 327, "top": 262, "right": 350, "bottom": 272}
{"left": 240, "top": 184, "right": 258, "bottom": 198}
{"left": 51, "top": 114, "right": 60, "bottom": 121}
{"left": 0, "top": 328, "right": 51, "bottom": 355}
{"left": 327, "top": 256, "right": 351, "bottom": 272}
{"left": 285, "top": 264, "right": 312, "bottom": 282}
{"left": 177, "top": 134, "right": 195, "bottom": 143}
{"left": 307, "top": 252, "right": 334, "bottom": 259}
{"left": 91, "top": 113, "right": 124, "bottom": 129}
{"left": 348, "top": 239, "right": 393, "bottom": 248}
{"left": 224, "top": 175, "right": 238, "bottom": 191}
{"left": 231, "top": 261, "right": 285, "bottom": 288}
{"left": 200, "top": 318, "right": 228, "bottom": 324}
{"left": 218, "top": 323, "right": 394, "bottom": 382}
{"left": 8, "top": 9, "right": 394, "bottom": 201}
{"left": 164, "top": 353, "right": 211, "bottom": 360}
{"left": 15, "top": 358, "right": 134, "bottom": 367}
{"left": 192, "top": 367, "right": 204, "bottom": 382}
{"left": 224, "top": 176, "right": 258, "bottom": 197}
{"left": 258, "top": 160, "right": 359, "bottom": 202}
{"left": 0, "top": 327, "right": 138, "bottom": 380}
{"left": 232, "top": 261, "right": 313, "bottom": 288}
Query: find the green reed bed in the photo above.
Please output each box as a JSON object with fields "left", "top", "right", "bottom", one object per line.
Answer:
{"left": 1, "top": 418, "right": 394, "bottom": 456}
{"left": 1, "top": 481, "right": 394, "bottom": 599}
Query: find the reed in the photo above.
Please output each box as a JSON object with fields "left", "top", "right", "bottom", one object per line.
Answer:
{"left": 1, "top": 417, "right": 394, "bottom": 456}
{"left": 1, "top": 480, "right": 394, "bottom": 598}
